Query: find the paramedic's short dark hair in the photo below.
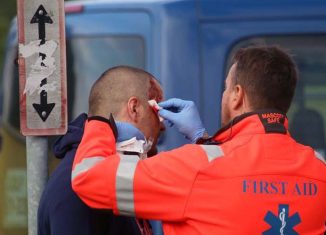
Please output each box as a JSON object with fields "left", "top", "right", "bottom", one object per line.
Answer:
{"left": 232, "top": 46, "right": 298, "bottom": 113}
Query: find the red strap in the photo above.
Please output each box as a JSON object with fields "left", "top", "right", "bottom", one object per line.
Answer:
{"left": 135, "top": 218, "right": 153, "bottom": 235}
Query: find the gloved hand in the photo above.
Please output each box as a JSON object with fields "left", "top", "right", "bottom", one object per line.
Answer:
{"left": 115, "top": 122, "right": 145, "bottom": 142}
{"left": 158, "top": 98, "right": 206, "bottom": 143}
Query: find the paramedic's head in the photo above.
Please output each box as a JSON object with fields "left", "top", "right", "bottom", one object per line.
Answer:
{"left": 221, "top": 46, "right": 298, "bottom": 126}
{"left": 88, "top": 66, "right": 164, "bottom": 154}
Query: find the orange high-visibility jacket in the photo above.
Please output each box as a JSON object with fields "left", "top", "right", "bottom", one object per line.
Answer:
{"left": 72, "top": 111, "right": 326, "bottom": 235}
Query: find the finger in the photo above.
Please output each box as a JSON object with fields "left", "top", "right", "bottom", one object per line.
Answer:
{"left": 159, "top": 98, "right": 185, "bottom": 109}
{"left": 163, "top": 120, "right": 174, "bottom": 127}
{"left": 158, "top": 108, "right": 176, "bottom": 121}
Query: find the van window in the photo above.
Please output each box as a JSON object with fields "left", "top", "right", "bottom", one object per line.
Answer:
{"left": 69, "top": 36, "right": 145, "bottom": 117}
{"left": 2, "top": 46, "right": 20, "bottom": 132}
{"left": 2, "top": 36, "right": 145, "bottom": 132}
{"left": 228, "top": 36, "right": 326, "bottom": 157}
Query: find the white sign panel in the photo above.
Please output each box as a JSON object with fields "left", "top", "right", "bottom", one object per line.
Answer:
{"left": 17, "top": 0, "right": 67, "bottom": 135}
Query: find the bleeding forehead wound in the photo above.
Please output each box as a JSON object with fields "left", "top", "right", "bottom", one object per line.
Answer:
{"left": 148, "top": 79, "right": 163, "bottom": 101}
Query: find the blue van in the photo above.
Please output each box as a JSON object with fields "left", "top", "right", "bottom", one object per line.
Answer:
{"left": 1, "top": 0, "right": 326, "bottom": 234}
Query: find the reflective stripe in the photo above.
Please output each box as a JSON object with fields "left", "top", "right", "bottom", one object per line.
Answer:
{"left": 200, "top": 145, "right": 224, "bottom": 162}
{"left": 116, "top": 153, "right": 139, "bottom": 216}
{"left": 315, "top": 151, "right": 326, "bottom": 164}
{"left": 71, "top": 156, "right": 105, "bottom": 180}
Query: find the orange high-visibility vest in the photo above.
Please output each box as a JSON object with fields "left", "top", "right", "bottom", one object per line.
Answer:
{"left": 72, "top": 111, "right": 326, "bottom": 235}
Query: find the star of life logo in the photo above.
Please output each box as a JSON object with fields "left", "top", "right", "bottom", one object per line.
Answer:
{"left": 263, "top": 204, "right": 301, "bottom": 235}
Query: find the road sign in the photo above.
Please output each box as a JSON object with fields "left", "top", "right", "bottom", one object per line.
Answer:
{"left": 17, "top": 0, "right": 67, "bottom": 136}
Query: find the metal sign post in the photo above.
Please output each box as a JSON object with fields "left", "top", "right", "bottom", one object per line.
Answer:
{"left": 17, "top": 0, "right": 66, "bottom": 234}
{"left": 25, "top": 136, "right": 48, "bottom": 235}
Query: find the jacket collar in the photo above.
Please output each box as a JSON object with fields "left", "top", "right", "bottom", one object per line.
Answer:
{"left": 116, "top": 137, "right": 152, "bottom": 159}
{"left": 114, "top": 121, "right": 152, "bottom": 159}
{"left": 198, "top": 109, "right": 289, "bottom": 145}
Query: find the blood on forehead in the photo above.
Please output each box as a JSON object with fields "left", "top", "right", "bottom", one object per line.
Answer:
{"left": 148, "top": 78, "right": 163, "bottom": 102}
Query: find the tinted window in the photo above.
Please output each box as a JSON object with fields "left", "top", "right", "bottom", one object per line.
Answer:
{"left": 2, "top": 46, "right": 20, "bottom": 131}
{"left": 69, "top": 36, "right": 145, "bottom": 118}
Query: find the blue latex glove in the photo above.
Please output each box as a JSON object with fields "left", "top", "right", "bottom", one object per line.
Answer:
{"left": 158, "top": 98, "right": 206, "bottom": 143}
{"left": 115, "top": 122, "right": 145, "bottom": 142}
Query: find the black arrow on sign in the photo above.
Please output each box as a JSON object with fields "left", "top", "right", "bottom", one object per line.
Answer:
{"left": 33, "top": 90, "right": 55, "bottom": 122}
{"left": 30, "top": 5, "right": 53, "bottom": 44}
{"left": 30, "top": 5, "right": 55, "bottom": 122}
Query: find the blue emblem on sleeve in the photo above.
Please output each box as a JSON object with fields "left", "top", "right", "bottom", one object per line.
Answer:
{"left": 263, "top": 204, "right": 301, "bottom": 235}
